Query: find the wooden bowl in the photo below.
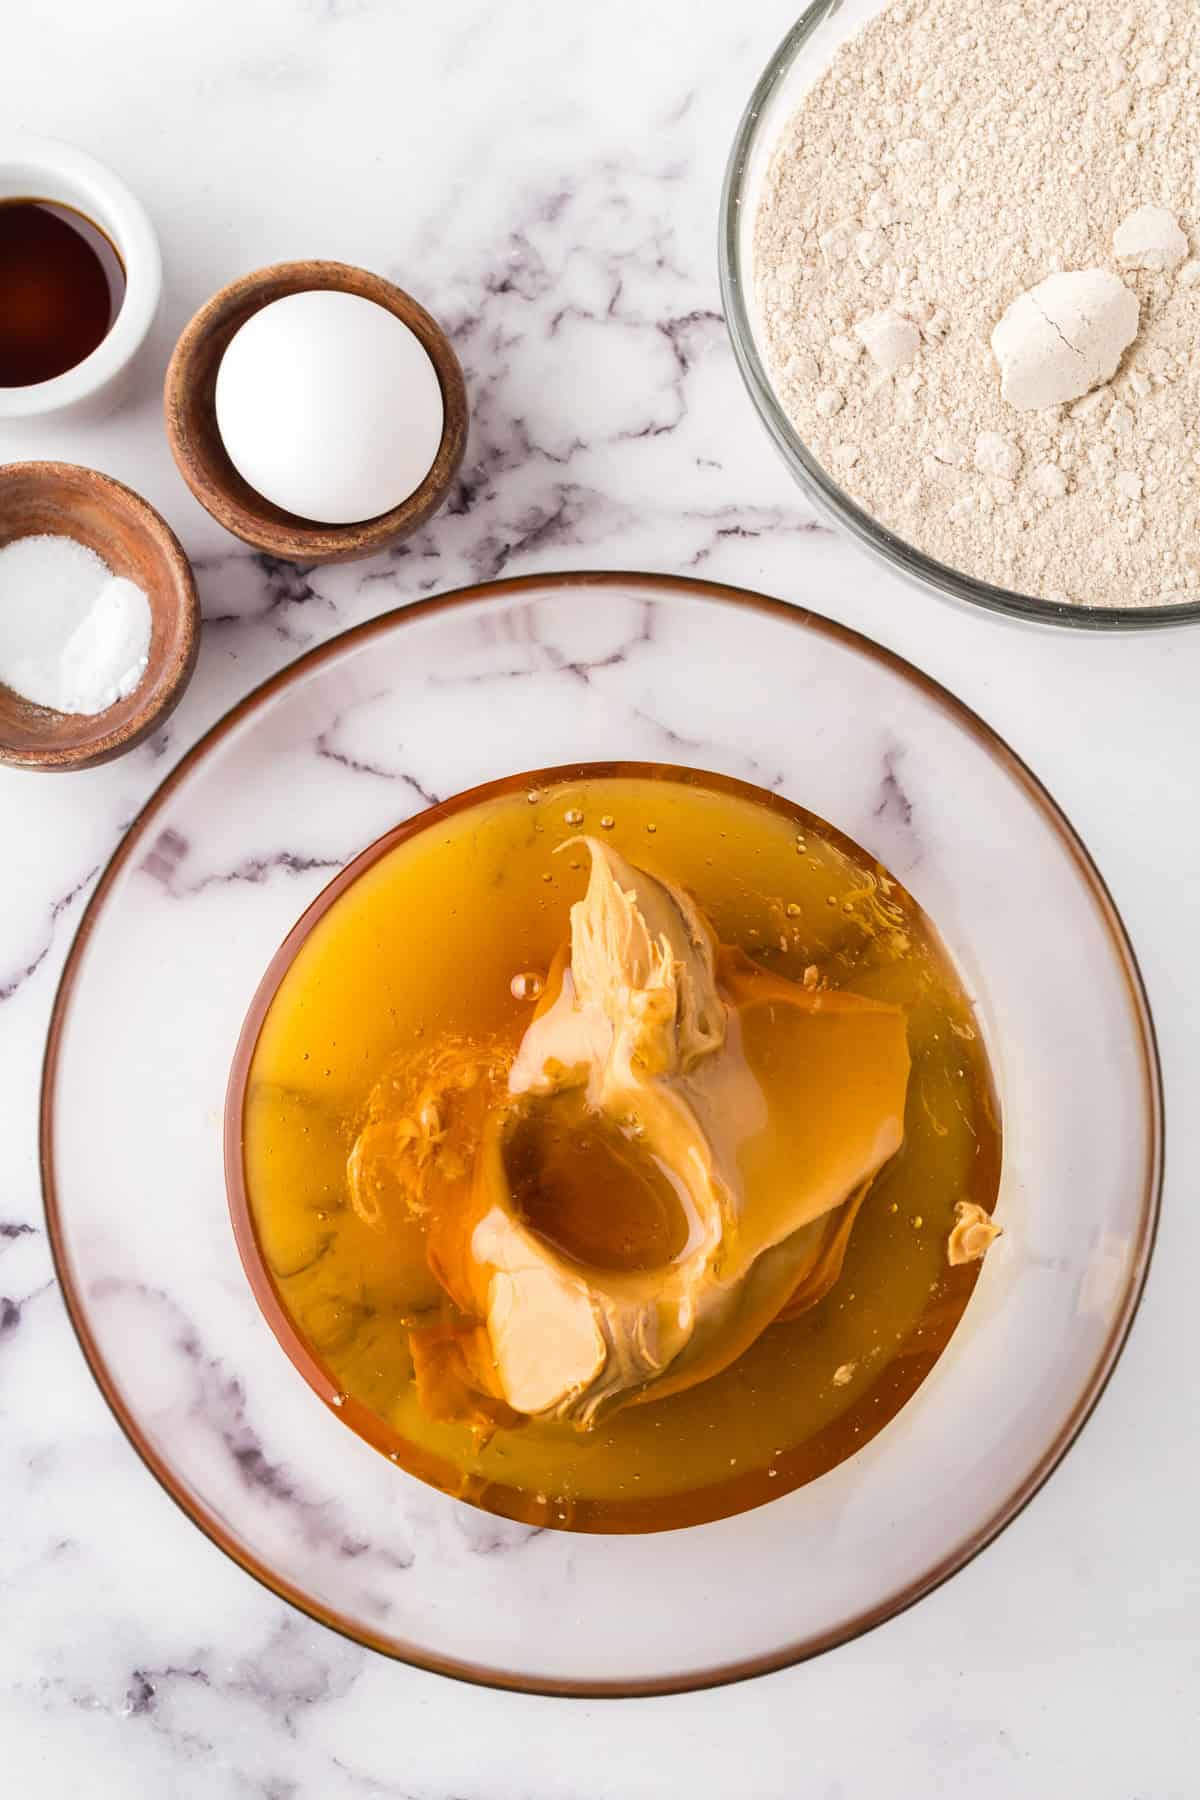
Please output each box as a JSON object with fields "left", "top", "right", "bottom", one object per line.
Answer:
{"left": 0, "top": 462, "right": 199, "bottom": 771}
{"left": 163, "top": 261, "right": 468, "bottom": 565}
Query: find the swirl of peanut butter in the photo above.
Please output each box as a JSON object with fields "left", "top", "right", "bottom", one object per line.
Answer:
{"left": 398, "top": 839, "right": 912, "bottom": 1429}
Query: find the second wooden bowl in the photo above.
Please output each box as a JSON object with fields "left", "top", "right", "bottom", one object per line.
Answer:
{"left": 0, "top": 461, "right": 199, "bottom": 771}
{"left": 164, "top": 261, "right": 468, "bottom": 565}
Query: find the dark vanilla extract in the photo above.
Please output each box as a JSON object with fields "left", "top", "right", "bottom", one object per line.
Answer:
{"left": 0, "top": 199, "right": 125, "bottom": 386}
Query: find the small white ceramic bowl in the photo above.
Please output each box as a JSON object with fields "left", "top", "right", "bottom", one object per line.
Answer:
{"left": 0, "top": 134, "right": 161, "bottom": 421}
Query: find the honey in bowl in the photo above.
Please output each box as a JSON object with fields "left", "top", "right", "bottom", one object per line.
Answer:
{"left": 230, "top": 765, "right": 1001, "bottom": 1533}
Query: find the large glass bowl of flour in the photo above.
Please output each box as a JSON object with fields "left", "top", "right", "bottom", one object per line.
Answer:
{"left": 720, "top": 0, "right": 1200, "bottom": 631}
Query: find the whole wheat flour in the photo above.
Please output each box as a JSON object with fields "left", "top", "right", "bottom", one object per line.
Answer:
{"left": 754, "top": 0, "right": 1200, "bottom": 610}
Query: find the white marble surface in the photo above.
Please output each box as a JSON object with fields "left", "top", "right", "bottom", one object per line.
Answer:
{"left": 0, "top": 0, "right": 1196, "bottom": 1793}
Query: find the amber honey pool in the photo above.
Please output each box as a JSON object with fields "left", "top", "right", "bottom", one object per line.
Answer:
{"left": 228, "top": 763, "right": 1001, "bottom": 1533}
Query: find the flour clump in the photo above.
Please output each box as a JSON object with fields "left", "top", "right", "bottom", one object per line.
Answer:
{"left": 991, "top": 271, "right": 1139, "bottom": 412}
{"left": 1114, "top": 205, "right": 1188, "bottom": 272}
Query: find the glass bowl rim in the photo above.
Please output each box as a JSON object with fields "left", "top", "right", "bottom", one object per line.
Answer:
{"left": 717, "top": 1, "right": 1200, "bottom": 633}
{"left": 38, "top": 570, "right": 1165, "bottom": 1696}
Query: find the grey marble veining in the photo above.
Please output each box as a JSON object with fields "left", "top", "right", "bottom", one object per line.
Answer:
{"left": 0, "top": 2, "right": 1197, "bottom": 1796}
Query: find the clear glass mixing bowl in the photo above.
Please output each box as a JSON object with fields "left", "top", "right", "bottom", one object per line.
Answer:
{"left": 719, "top": 0, "right": 1200, "bottom": 632}
{"left": 41, "top": 574, "right": 1161, "bottom": 1694}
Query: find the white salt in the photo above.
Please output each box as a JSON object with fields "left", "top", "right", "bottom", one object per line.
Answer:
{"left": 0, "top": 534, "right": 151, "bottom": 716}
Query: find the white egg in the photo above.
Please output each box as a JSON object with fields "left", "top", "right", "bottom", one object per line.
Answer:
{"left": 214, "top": 289, "right": 445, "bottom": 525}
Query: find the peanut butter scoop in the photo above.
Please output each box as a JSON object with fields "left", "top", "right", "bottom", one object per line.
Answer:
{"left": 355, "top": 839, "right": 912, "bottom": 1430}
